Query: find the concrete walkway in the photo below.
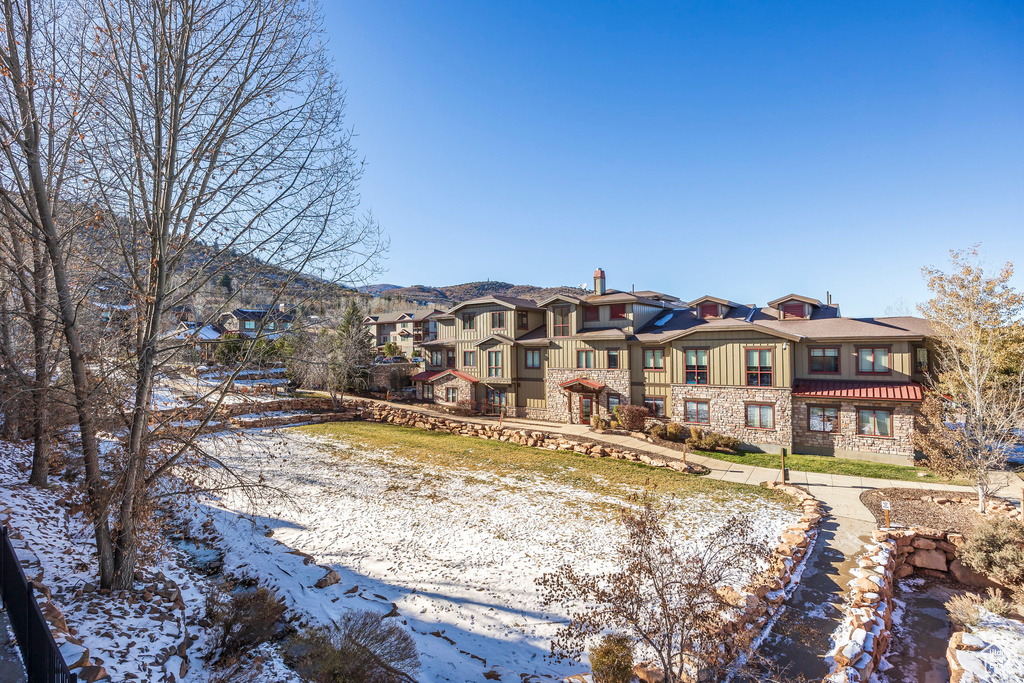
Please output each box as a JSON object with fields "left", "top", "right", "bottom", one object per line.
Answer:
{"left": 365, "top": 400, "right": 1012, "bottom": 518}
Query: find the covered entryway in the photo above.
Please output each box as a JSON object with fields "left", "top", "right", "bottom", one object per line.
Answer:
{"left": 557, "top": 377, "right": 606, "bottom": 424}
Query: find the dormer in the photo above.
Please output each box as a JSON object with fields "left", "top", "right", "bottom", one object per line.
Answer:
{"left": 768, "top": 294, "right": 822, "bottom": 320}
{"left": 686, "top": 296, "right": 736, "bottom": 320}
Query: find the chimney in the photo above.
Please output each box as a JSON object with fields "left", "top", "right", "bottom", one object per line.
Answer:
{"left": 594, "top": 268, "right": 606, "bottom": 295}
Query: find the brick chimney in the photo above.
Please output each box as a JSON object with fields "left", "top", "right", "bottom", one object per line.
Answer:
{"left": 594, "top": 268, "right": 606, "bottom": 295}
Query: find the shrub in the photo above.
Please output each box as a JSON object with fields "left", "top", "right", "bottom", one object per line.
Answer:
{"left": 589, "top": 633, "right": 633, "bottom": 683}
{"left": 665, "top": 422, "right": 687, "bottom": 442}
{"left": 649, "top": 424, "right": 667, "bottom": 440}
{"left": 614, "top": 404, "right": 649, "bottom": 432}
{"left": 285, "top": 610, "right": 421, "bottom": 682}
{"left": 960, "top": 518, "right": 1024, "bottom": 589}
{"left": 945, "top": 593, "right": 981, "bottom": 629}
{"left": 590, "top": 414, "right": 602, "bottom": 430}
{"left": 981, "top": 587, "right": 1014, "bottom": 617}
{"left": 209, "top": 585, "right": 287, "bottom": 664}
{"left": 608, "top": 420, "right": 620, "bottom": 430}
{"left": 452, "top": 399, "right": 477, "bottom": 416}
{"left": 686, "top": 428, "right": 741, "bottom": 453}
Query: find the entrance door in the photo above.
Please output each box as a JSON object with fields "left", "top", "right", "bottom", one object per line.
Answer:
{"left": 580, "top": 396, "right": 593, "bottom": 423}
{"left": 486, "top": 388, "right": 507, "bottom": 416}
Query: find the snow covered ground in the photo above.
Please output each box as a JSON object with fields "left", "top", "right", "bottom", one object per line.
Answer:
{"left": 957, "top": 609, "right": 1024, "bottom": 683}
{"left": 188, "top": 426, "right": 801, "bottom": 681}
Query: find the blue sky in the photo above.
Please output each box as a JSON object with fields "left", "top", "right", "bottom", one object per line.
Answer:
{"left": 322, "top": 2, "right": 1024, "bottom": 317}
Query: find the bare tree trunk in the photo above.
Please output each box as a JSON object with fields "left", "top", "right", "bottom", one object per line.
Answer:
{"left": 0, "top": 0, "right": 115, "bottom": 585}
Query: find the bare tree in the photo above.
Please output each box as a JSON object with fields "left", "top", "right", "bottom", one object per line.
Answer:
{"left": 537, "top": 491, "right": 772, "bottom": 683}
{"left": 287, "top": 299, "right": 374, "bottom": 409}
{"left": 1, "top": 0, "right": 384, "bottom": 588}
{"left": 916, "top": 247, "right": 1024, "bottom": 513}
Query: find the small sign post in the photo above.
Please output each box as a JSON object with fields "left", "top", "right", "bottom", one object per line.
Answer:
{"left": 881, "top": 500, "right": 891, "bottom": 528}
{"left": 780, "top": 447, "right": 788, "bottom": 483}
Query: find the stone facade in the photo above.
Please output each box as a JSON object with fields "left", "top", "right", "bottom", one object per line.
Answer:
{"left": 544, "top": 368, "right": 631, "bottom": 424}
{"left": 427, "top": 373, "right": 476, "bottom": 408}
{"left": 792, "top": 398, "right": 915, "bottom": 465}
{"left": 669, "top": 385, "right": 793, "bottom": 453}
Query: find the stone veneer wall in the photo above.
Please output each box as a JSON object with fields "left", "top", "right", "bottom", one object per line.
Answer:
{"left": 792, "top": 398, "right": 916, "bottom": 460}
{"left": 424, "top": 373, "right": 476, "bottom": 408}
{"left": 544, "top": 368, "right": 631, "bottom": 423}
{"left": 669, "top": 385, "right": 793, "bottom": 453}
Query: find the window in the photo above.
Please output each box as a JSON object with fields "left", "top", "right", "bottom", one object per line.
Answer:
{"left": 746, "top": 348, "right": 773, "bottom": 386}
{"left": 491, "top": 311, "right": 506, "bottom": 329}
{"left": 463, "top": 351, "right": 476, "bottom": 367}
{"left": 608, "top": 395, "right": 620, "bottom": 411}
{"left": 644, "top": 396, "right": 665, "bottom": 418}
{"left": 584, "top": 306, "right": 600, "bottom": 322}
{"left": 244, "top": 320, "right": 255, "bottom": 330}
{"left": 857, "top": 347, "right": 890, "bottom": 374}
{"left": 487, "top": 350, "right": 502, "bottom": 377}
{"left": 610, "top": 304, "right": 626, "bottom": 320}
{"left": 699, "top": 303, "right": 719, "bottom": 319}
{"left": 684, "top": 349, "right": 708, "bottom": 384}
{"left": 809, "top": 405, "right": 839, "bottom": 433}
{"left": 552, "top": 307, "right": 571, "bottom": 337}
{"left": 423, "top": 384, "right": 434, "bottom": 400}
{"left": 914, "top": 346, "right": 930, "bottom": 374}
{"left": 446, "top": 350, "right": 456, "bottom": 368}
{"left": 577, "top": 349, "right": 595, "bottom": 368}
{"left": 266, "top": 322, "right": 275, "bottom": 330}
{"left": 809, "top": 347, "right": 840, "bottom": 374}
{"left": 283, "top": 323, "right": 290, "bottom": 329}
{"left": 782, "top": 302, "right": 806, "bottom": 319}
{"left": 462, "top": 313, "right": 475, "bottom": 330}
{"left": 684, "top": 400, "right": 710, "bottom": 424}
{"left": 445, "top": 387, "right": 458, "bottom": 403}
{"left": 746, "top": 403, "right": 775, "bottom": 429}
{"left": 607, "top": 349, "right": 620, "bottom": 369}
{"left": 858, "top": 408, "right": 892, "bottom": 437}
{"left": 517, "top": 311, "right": 529, "bottom": 330}
{"left": 643, "top": 348, "right": 664, "bottom": 370}
{"left": 525, "top": 349, "right": 541, "bottom": 368}
{"left": 430, "top": 350, "right": 443, "bottom": 366}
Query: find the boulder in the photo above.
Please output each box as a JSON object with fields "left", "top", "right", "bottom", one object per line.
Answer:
{"left": 911, "top": 538, "right": 937, "bottom": 550}
{"left": 315, "top": 569, "right": 341, "bottom": 589}
{"left": 633, "top": 663, "right": 665, "bottom": 683}
{"left": 908, "top": 548, "right": 947, "bottom": 572}
{"left": 948, "top": 559, "right": 1000, "bottom": 589}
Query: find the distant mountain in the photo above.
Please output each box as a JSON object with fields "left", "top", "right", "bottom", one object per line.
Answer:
{"left": 357, "top": 283, "right": 403, "bottom": 294}
{"left": 374, "top": 281, "right": 588, "bottom": 307}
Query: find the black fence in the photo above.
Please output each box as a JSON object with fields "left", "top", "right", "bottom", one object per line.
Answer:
{"left": 0, "top": 525, "right": 77, "bottom": 683}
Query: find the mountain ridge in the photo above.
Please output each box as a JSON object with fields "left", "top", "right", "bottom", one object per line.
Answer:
{"left": 365, "top": 280, "right": 589, "bottom": 307}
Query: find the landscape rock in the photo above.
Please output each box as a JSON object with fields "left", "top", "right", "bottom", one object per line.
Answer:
{"left": 314, "top": 569, "right": 340, "bottom": 589}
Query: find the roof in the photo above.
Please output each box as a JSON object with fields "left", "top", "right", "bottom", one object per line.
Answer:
{"left": 767, "top": 293, "right": 823, "bottom": 308}
{"left": 472, "top": 333, "right": 516, "bottom": 347}
{"left": 757, "top": 313, "right": 932, "bottom": 340}
{"left": 634, "top": 307, "right": 803, "bottom": 343}
{"left": 364, "top": 308, "right": 441, "bottom": 324}
{"left": 557, "top": 377, "right": 606, "bottom": 391}
{"left": 446, "top": 295, "right": 542, "bottom": 314}
{"left": 410, "top": 368, "right": 479, "bottom": 384}
{"left": 175, "top": 322, "right": 226, "bottom": 341}
{"left": 792, "top": 379, "right": 923, "bottom": 402}
{"left": 686, "top": 295, "right": 740, "bottom": 308}
{"left": 227, "top": 308, "right": 295, "bottom": 322}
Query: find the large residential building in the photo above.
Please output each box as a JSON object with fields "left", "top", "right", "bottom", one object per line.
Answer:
{"left": 411, "top": 269, "right": 933, "bottom": 465}
{"left": 363, "top": 308, "right": 442, "bottom": 357}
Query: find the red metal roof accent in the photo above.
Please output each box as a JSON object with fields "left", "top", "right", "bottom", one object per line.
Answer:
{"left": 792, "top": 379, "right": 923, "bottom": 402}
{"left": 558, "top": 377, "right": 606, "bottom": 391}
{"left": 411, "top": 369, "right": 479, "bottom": 384}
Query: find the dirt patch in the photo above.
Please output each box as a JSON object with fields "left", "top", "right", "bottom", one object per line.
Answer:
{"left": 861, "top": 488, "right": 988, "bottom": 535}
